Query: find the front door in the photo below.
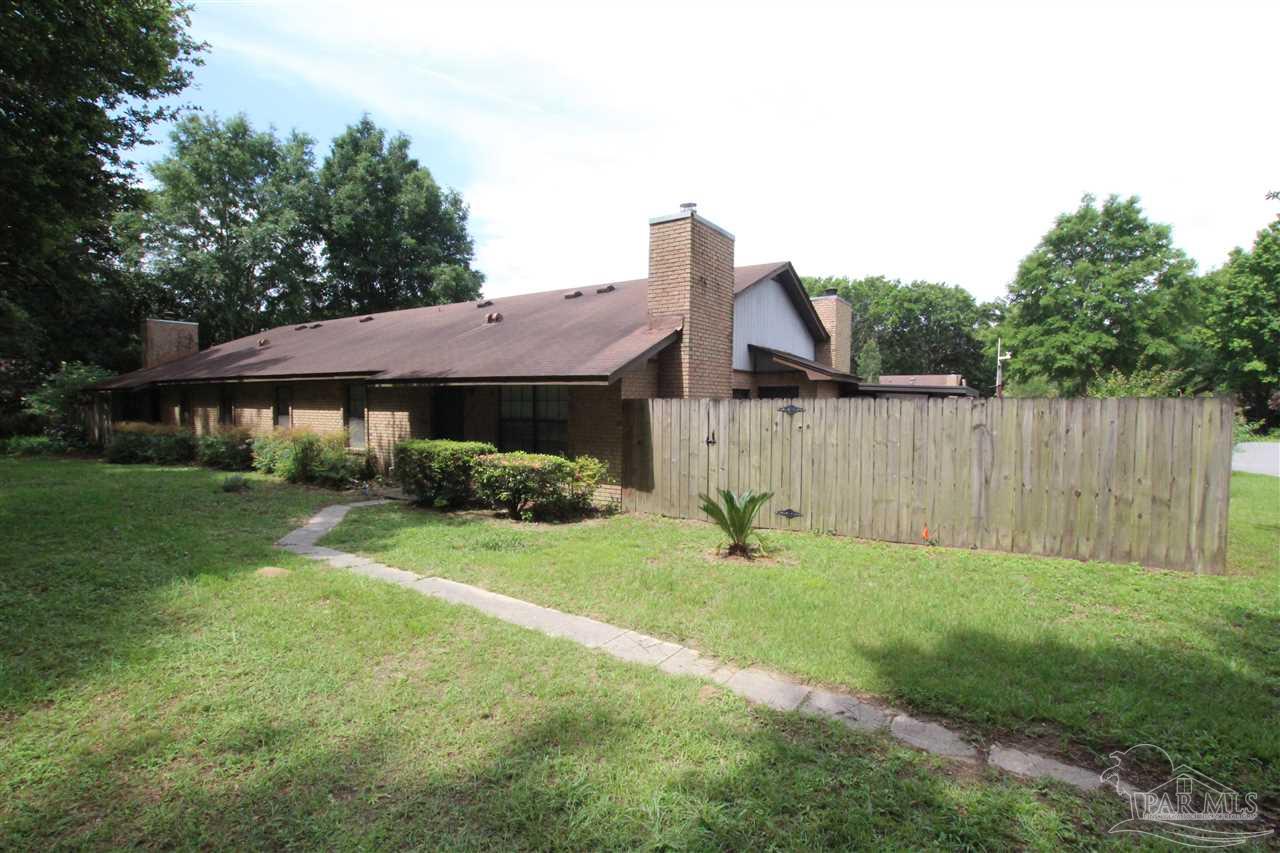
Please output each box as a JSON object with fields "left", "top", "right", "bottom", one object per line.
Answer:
{"left": 433, "top": 388, "right": 465, "bottom": 440}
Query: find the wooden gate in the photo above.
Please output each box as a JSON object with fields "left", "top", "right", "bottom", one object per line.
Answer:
{"left": 621, "top": 396, "right": 1234, "bottom": 572}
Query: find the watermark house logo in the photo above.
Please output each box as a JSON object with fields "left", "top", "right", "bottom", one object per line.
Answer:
{"left": 1101, "top": 744, "right": 1273, "bottom": 848}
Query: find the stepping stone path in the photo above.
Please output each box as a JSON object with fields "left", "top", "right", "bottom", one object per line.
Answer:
{"left": 278, "top": 501, "right": 1109, "bottom": 794}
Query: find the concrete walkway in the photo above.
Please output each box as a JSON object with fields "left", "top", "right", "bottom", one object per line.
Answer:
{"left": 1234, "top": 441, "right": 1280, "bottom": 477}
{"left": 277, "top": 501, "right": 1107, "bottom": 794}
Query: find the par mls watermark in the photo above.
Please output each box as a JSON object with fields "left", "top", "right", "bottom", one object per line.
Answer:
{"left": 1101, "top": 744, "right": 1273, "bottom": 848}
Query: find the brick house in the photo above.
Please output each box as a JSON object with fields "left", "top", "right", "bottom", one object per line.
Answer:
{"left": 95, "top": 207, "right": 969, "bottom": 500}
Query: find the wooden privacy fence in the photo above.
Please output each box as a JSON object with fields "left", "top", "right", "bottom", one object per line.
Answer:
{"left": 621, "top": 396, "right": 1234, "bottom": 573}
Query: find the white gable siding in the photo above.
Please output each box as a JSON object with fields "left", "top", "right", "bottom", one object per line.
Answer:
{"left": 732, "top": 278, "right": 816, "bottom": 370}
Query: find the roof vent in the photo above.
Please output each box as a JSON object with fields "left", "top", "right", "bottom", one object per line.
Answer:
{"left": 257, "top": 337, "right": 270, "bottom": 347}
{"left": 294, "top": 324, "right": 308, "bottom": 331}
{"left": 485, "top": 312, "right": 503, "bottom": 324}
{"left": 595, "top": 284, "right": 615, "bottom": 294}
{"left": 309, "top": 323, "right": 322, "bottom": 329}
{"left": 476, "top": 299, "right": 493, "bottom": 308}
{"left": 359, "top": 315, "right": 374, "bottom": 323}
{"left": 824, "top": 288, "right": 838, "bottom": 297}
{"left": 564, "top": 290, "right": 582, "bottom": 299}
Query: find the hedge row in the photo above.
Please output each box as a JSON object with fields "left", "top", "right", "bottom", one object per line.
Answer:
{"left": 252, "top": 429, "right": 373, "bottom": 488}
{"left": 105, "top": 422, "right": 196, "bottom": 465}
{"left": 104, "top": 423, "right": 372, "bottom": 488}
{"left": 393, "top": 439, "right": 495, "bottom": 508}
{"left": 395, "top": 439, "right": 606, "bottom": 520}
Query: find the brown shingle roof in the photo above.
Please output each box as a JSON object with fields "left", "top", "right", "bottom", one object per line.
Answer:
{"left": 100, "top": 278, "right": 683, "bottom": 390}
{"left": 99, "top": 263, "right": 815, "bottom": 391}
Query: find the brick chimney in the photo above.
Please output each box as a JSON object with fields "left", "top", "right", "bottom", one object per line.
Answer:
{"left": 811, "top": 289, "right": 852, "bottom": 373}
{"left": 142, "top": 319, "right": 199, "bottom": 369}
{"left": 647, "top": 205, "right": 734, "bottom": 398}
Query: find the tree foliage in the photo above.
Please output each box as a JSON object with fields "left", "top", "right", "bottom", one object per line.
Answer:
{"left": 120, "top": 114, "right": 485, "bottom": 344}
{"left": 0, "top": 0, "right": 202, "bottom": 369}
{"left": 314, "top": 117, "right": 483, "bottom": 316}
{"left": 1002, "top": 195, "right": 1196, "bottom": 397}
{"left": 127, "top": 115, "right": 322, "bottom": 344}
{"left": 804, "top": 276, "right": 997, "bottom": 390}
{"left": 1193, "top": 219, "right": 1280, "bottom": 422}
{"left": 856, "top": 339, "right": 882, "bottom": 382}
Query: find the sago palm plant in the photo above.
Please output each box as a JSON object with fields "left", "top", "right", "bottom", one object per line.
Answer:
{"left": 698, "top": 489, "right": 774, "bottom": 557}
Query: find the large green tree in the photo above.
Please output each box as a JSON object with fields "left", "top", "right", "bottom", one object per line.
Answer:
{"left": 125, "top": 114, "right": 322, "bottom": 344}
{"left": 1195, "top": 218, "right": 1280, "bottom": 424}
{"left": 314, "top": 117, "right": 482, "bottom": 315}
{"left": 1002, "top": 195, "right": 1196, "bottom": 396}
{"left": 0, "top": 0, "right": 202, "bottom": 370}
{"left": 804, "top": 276, "right": 998, "bottom": 390}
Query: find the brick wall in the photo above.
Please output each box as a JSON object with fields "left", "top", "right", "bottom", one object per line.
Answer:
{"left": 569, "top": 385, "right": 624, "bottom": 503}
{"left": 367, "top": 385, "right": 432, "bottom": 467}
{"left": 188, "top": 385, "right": 220, "bottom": 435}
{"left": 647, "top": 212, "right": 734, "bottom": 399}
{"left": 619, "top": 359, "right": 659, "bottom": 399}
{"left": 810, "top": 295, "right": 853, "bottom": 373}
{"left": 234, "top": 384, "right": 275, "bottom": 436}
{"left": 292, "top": 381, "right": 346, "bottom": 435}
{"left": 739, "top": 370, "right": 843, "bottom": 399}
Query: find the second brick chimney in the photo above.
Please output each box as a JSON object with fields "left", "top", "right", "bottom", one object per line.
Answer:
{"left": 811, "top": 289, "right": 853, "bottom": 373}
{"left": 647, "top": 206, "right": 734, "bottom": 398}
{"left": 142, "top": 319, "right": 199, "bottom": 369}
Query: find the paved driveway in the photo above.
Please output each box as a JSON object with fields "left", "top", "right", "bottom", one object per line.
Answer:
{"left": 1233, "top": 442, "right": 1280, "bottom": 476}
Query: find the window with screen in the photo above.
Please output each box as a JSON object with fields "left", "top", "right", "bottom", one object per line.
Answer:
{"left": 757, "top": 385, "right": 799, "bottom": 399}
{"left": 274, "top": 386, "right": 291, "bottom": 429}
{"left": 219, "top": 387, "right": 235, "bottom": 426}
{"left": 499, "top": 386, "right": 569, "bottom": 455}
{"left": 732, "top": 388, "right": 751, "bottom": 399}
{"left": 346, "top": 383, "right": 367, "bottom": 450}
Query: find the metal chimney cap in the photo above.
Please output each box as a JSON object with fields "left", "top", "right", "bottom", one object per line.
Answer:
{"left": 679, "top": 202, "right": 697, "bottom": 212}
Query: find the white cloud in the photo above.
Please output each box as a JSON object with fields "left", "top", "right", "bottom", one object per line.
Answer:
{"left": 198, "top": 0, "right": 1279, "bottom": 300}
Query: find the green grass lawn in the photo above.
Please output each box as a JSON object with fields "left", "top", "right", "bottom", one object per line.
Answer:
{"left": 0, "top": 459, "right": 1136, "bottom": 849}
{"left": 323, "top": 472, "right": 1280, "bottom": 805}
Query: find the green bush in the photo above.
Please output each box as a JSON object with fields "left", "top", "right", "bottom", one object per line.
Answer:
{"left": 220, "top": 474, "right": 250, "bottom": 493}
{"left": 2, "top": 434, "right": 69, "bottom": 456}
{"left": 22, "top": 361, "right": 114, "bottom": 447}
{"left": 251, "top": 429, "right": 372, "bottom": 488}
{"left": 394, "top": 439, "right": 496, "bottom": 507}
{"left": 698, "top": 489, "right": 774, "bottom": 558}
{"left": 473, "top": 452, "right": 605, "bottom": 520}
{"left": 105, "top": 422, "right": 195, "bottom": 465}
{"left": 195, "top": 427, "right": 253, "bottom": 470}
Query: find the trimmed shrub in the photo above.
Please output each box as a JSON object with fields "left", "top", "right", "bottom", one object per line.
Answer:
{"left": 394, "top": 439, "right": 496, "bottom": 507}
{"left": 2, "top": 434, "right": 69, "bottom": 456}
{"left": 220, "top": 474, "right": 251, "bottom": 493}
{"left": 473, "top": 452, "right": 605, "bottom": 520}
{"left": 105, "top": 422, "right": 195, "bottom": 465}
{"left": 195, "top": 427, "right": 253, "bottom": 470}
{"left": 252, "top": 429, "right": 372, "bottom": 488}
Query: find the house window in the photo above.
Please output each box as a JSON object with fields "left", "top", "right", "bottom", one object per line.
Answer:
{"left": 732, "top": 388, "right": 751, "bottom": 399}
{"left": 346, "top": 383, "right": 367, "bottom": 450}
{"left": 218, "top": 387, "right": 235, "bottom": 426}
{"left": 499, "top": 386, "right": 568, "bottom": 456}
{"left": 274, "top": 386, "right": 291, "bottom": 429}
{"left": 757, "top": 385, "right": 799, "bottom": 399}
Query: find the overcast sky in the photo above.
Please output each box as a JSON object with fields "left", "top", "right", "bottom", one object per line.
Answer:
{"left": 160, "top": 0, "right": 1278, "bottom": 302}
